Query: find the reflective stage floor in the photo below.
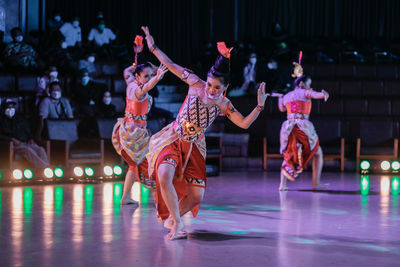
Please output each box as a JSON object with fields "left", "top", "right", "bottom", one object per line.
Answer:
{"left": 0, "top": 171, "right": 399, "bottom": 267}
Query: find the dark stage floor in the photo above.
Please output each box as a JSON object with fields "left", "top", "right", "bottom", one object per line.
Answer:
{"left": 0, "top": 171, "right": 399, "bottom": 267}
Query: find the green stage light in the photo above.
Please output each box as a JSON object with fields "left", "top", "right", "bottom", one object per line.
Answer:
{"left": 54, "top": 168, "right": 64, "bottom": 178}
{"left": 23, "top": 169, "right": 33, "bottom": 179}
{"left": 360, "top": 160, "right": 370, "bottom": 171}
{"left": 44, "top": 168, "right": 54, "bottom": 178}
{"left": 113, "top": 165, "right": 123, "bottom": 176}
{"left": 84, "top": 167, "right": 94, "bottom": 177}
{"left": 74, "top": 167, "right": 84, "bottom": 177}
{"left": 13, "top": 169, "right": 23, "bottom": 180}
{"left": 391, "top": 161, "right": 400, "bottom": 171}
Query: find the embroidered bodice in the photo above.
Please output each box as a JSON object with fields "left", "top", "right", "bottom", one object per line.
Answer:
{"left": 174, "top": 95, "right": 220, "bottom": 142}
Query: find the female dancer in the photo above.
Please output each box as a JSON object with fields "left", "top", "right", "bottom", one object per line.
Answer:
{"left": 142, "top": 26, "right": 268, "bottom": 240}
{"left": 272, "top": 62, "right": 329, "bottom": 191}
{"left": 112, "top": 61, "right": 168, "bottom": 205}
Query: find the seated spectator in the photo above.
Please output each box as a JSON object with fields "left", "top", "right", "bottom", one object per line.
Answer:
{"left": 47, "top": 11, "right": 64, "bottom": 32}
{"left": 36, "top": 65, "right": 59, "bottom": 105}
{"left": 3, "top": 27, "right": 37, "bottom": 70}
{"left": 228, "top": 52, "right": 260, "bottom": 97}
{"left": 78, "top": 52, "right": 98, "bottom": 76}
{"left": 96, "top": 91, "right": 117, "bottom": 118}
{"left": 39, "top": 81, "right": 73, "bottom": 120}
{"left": 88, "top": 20, "right": 116, "bottom": 58}
{"left": 59, "top": 17, "right": 82, "bottom": 49}
{"left": 265, "top": 58, "right": 292, "bottom": 93}
{"left": 73, "top": 68, "right": 106, "bottom": 117}
{"left": 0, "top": 99, "right": 49, "bottom": 168}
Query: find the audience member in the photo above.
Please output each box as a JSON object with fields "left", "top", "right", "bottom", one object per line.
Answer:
{"left": 96, "top": 91, "right": 117, "bottom": 118}
{"left": 59, "top": 17, "right": 82, "bottom": 49}
{"left": 39, "top": 81, "right": 73, "bottom": 120}
{"left": 36, "top": 65, "right": 59, "bottom": 105}
{"left": 3, "top": 27, "right": 37, "bottom": 70}
{"left": 78, "top": 52, "right": 98, "bottom": 76}
{"left": 73, "top": 68, "right": 106, "bottom": 117}
{"left": 0, "top": 99, "right": 49, "bottom": 168}
{"left": 88, "top": 20, "right": 116, "bottom": 58}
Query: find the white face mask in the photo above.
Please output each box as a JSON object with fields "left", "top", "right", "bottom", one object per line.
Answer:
{"left": 103, "top": 97, "right": 112, "bottom": 105}
{"left": 51, "top": 91, "right": 61, "bottom": 100}
{"left": 81, "top": 76, "right": 90, "bottom": 85}
{"left": 249, "top": 58, "right": 257, "bottom": 65}
{"left": 54, "top": 15, "right": 61, "bottom": 22}
{"left": 5, "top": 108, "right": 15, "bottom": 118}
{"left": 267, "top": 61, "right": 278, "bottom": 70}
{"left": 88, "top": 56, "right": 95, "bottom": 63}
{"left": 15, "top": 35, "right": 23, "bottom": 42}
{"left": 49, "top": 71, "right": 58, "bottom": 78}
{"left": 61, "top": 42, "right": 68, "bottom": 49}
{"left": 73, "top": 20, "right": 79, "bottom": 27}
{"left": 205, "top": 89, "right": 222, "bottom": 100}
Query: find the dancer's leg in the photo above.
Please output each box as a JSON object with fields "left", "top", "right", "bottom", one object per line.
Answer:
{"left": 121, "top": 169, "right": 137, "bottom": 204}
{"left": 158, "top": 163, "right": 185, "bottom": 240}
{"left": 279, "top": 170, "right": 288, "bottom": 191}
{"left": 312, "top": 147, "right": 325, "bottom": 189}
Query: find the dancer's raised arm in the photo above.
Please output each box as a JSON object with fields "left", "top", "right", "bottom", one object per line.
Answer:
{"left": 142, "top": 26, "right": 198, "bottom": 85}
{"left": 225, "top": 82, "right": 269, "bottom": 129}
{"left": 305, "top": 89, "right": 329, "bottom": 101}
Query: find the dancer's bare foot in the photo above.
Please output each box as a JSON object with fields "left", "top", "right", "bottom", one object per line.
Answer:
{"left": 279, "top": 186, "right": 289, "bottom": 191}
{"left": 164, "top": 216, "right": 173, "bottom": 230}
{"left": 121, "top": 198, "right": 138, "bottom": 205}
{"left": 313, "top": 183, "right": 329, "bottom": 189}
{"left": 167, "top": 220, "right": 187, "bottom": 240}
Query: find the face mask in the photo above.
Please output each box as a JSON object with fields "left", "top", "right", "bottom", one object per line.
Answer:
{"left": 103, "top": 97, "right": 112, "bottom": 105}
{"left": 81, "top": 76, "right": 90, "bottom": 85}
{"left": 98, "top": 24, "right": 105, "bottom": 31}
{"left": 5, "top": 108, "right": 15, "bottom": 118}
{"left": 73, "top": 21, "right": 79, "bottom": 27}
{"left": 61, "top": 42, "right": 68, "bottom": 49}
{"left": 88, "top": 56, "right": 95, "bottom": 63}
{"left": 249, "top": 58, "right": 257, "bottom": 65}
{"left": 51, "top": 91, "right": 61, "bottom": 100}
{"left": 267, "top": 62, "right": 278, "bottom": 70}
{"left": 54, "top": 15, "right": 61, "bottom": 22}
{"left": 49, "top": 71, "right": 58, "bottom": 78}
{"left": 15, "top": 35, "right": 23, "bottom": 42}
{"left": 206, "top": 90, "right": 222, "bottom": 100}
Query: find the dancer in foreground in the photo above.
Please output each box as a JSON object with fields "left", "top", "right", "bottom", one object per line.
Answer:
{"left": 142, "top": 26, "right": 269, "bottom": 240}
{"left": 112, "top": 35, "right": 168, "bottom": 205}
{"left": 272, "top": 57, "right": 329, "bottom": 191}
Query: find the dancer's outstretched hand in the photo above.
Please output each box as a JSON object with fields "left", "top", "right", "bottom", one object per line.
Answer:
{"left": 321, "top": 89, "right": 329, "bottom": 102}
{"left": 141, "top": 26, "right": 155, "bottom": 50}
{"left": 156, "top": 64, "right": 168, "bottom": 81}
{"left": 257, "top": 82, "right": 269, "bottom": 106}
{"left": 271, "top": 93, "right": 283, "bottom": 98}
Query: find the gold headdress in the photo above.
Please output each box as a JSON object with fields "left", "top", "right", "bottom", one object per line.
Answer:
{"left": 291, "top": 62, "right": 304, "bottom": 78}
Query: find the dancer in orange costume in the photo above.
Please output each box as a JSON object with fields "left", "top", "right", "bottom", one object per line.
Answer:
{"left": 272, "top": 61, "right": 329, "bottom": 191}
{"left": 142, "top": 26, "right": 269, "bottom": 240}
{"left": 112, "top": 36, "right": 168, "bottom": 205}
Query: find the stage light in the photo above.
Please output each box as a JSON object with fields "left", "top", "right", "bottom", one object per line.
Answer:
{"left": 0, "top": 171, "right": 2, "bottom": 180}
{"left": 23, "top": 169, "right": 33, "bottom": 179}
{"left": 44, "top": 168, "right": 54, "bottom": 178}
{"left": 360, "top": 176, "right": 370, "bottom": 195}
{"left": 103, "top": 166, "right": 113, "bottom": 176}
{"left": 391, "top": 161, "right": 400, "bottom": 171}
{"left": 74, "top": 167, "right": 84, "bottom": 177}
{"left": 392, "top": 177, "right": 400, "bottom": 195}
{"left": 113, "top": 165, "right": 123, "bottom": 176}
{"left": 381, "top": 161, "right": 390, "bottom": 171}
{"left": 84, "top": 167, "right": 94, "bottom": 177}
{"left": 54, "top": 168, "right": 64, "bottom": 178}
{"left": 13, "top": 169, "right": 23, "bottom": 180}
{"left": 360, "top": 160, "right": 370, "bottom": 171}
